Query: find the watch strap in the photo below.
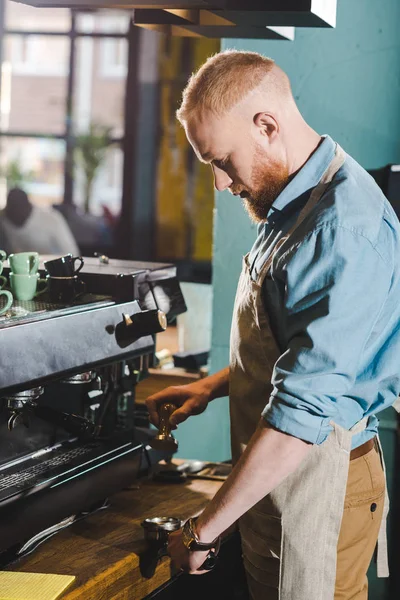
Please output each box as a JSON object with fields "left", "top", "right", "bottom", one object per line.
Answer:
{"left": 182, "top": 518, "right": 220, "bottom": 551}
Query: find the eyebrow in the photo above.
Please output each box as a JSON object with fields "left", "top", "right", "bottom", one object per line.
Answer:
{"left": 200, "top": 152, "right": 213, "bottom": 163}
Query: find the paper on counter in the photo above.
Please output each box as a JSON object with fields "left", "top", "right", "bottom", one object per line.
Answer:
{"left": 0, "top": 572, "right": 75, "bottom": 600}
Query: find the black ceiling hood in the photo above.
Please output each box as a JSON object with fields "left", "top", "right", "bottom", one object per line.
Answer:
{"left": 11, "top": 1, "right": 337, "bottom": 28}
{"left": 133, "top": 10, "right": 294, "bottom": 39}
{"left": 135, "top": 24, "right": 295, "bottom": 40}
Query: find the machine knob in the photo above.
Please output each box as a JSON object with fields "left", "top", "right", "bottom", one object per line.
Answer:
{"left": 118, "top": 309, "right": 167, "bottom": 344}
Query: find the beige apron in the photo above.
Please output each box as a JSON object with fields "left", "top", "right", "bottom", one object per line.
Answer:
{"left": 229, "top": 145, "right": 390, "bottom": 600}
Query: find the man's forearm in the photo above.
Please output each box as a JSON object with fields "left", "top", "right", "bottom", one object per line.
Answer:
{"left": 196, "top": 419, "right": 312, "bottom": 542}
{"left": 201, "top": 366, "right": 229, "bottom": 400}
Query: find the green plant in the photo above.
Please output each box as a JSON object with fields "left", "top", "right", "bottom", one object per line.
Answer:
{"left": 0, "top": 159, "right": 35, "bottom": 190}
{"left": 74, "top": 122, "right": 114, "bottom": 213}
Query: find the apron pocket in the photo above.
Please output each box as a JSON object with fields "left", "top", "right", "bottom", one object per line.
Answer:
{"left": 241, "top": 508, "right": 281, "bottom": 539}
{"left": 240, "top": 510, "right": 282, "bottom": 558}
{"left": 243, "top": 553, "right": 280, "bottom": 589}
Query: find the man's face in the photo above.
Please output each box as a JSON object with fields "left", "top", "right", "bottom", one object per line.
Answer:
{"left": 185, "top": 110, "right": 289, "bottom": 222}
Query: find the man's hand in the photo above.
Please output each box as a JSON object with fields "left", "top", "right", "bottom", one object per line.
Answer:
{"left": 146, "top": 382, "right": 211, "bottom": 430}
{"left": 146, "top": 367, "right": 230, "bottom": 430}
{"left": 168, "top": 530, "right": 210, "bottom": 575}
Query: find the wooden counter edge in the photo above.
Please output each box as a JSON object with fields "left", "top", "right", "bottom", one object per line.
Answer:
{"left": 11, "top": 472, "right": 228, "bottom": 600}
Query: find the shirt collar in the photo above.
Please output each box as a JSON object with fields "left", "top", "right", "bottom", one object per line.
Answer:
{"left": 266, "top": 135, "right": 336, "bottom": 224}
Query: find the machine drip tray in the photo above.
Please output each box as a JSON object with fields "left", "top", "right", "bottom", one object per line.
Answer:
{"left": 0, "top": 444, "right": 97, "bottom": 494}
{"left": 0, "top": 433, "right": 143, "bottom": 560}
{"left": 0, "top": 434, "right": 140, "bottom": 503}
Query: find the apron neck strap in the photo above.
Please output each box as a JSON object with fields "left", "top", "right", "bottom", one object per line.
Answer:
{"left": 255, "top": 144, "right": 346, "bottom": 285}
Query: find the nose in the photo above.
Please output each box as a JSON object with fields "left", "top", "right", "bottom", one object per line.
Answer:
{"left": 212, "top": 164, "right": 233, "bottom": 192}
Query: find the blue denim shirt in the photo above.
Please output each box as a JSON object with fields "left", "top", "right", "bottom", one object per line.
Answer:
{"left": 249, "top": 135, "right": 400, "bottom": 449}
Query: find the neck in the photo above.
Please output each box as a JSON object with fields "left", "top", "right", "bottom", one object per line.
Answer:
{"left": 285, "top": 122, "right": 322, "bottom": 177}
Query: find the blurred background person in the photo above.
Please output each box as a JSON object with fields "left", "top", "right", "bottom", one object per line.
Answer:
{"left": 0, "top": 187, "right": 79, "bottom": 255}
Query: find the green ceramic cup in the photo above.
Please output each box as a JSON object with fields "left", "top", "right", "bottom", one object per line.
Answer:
{"left": 0, "top": 290, "right": 13, "bottom": 316}
{"left": 9, "top": 251, "right": 40, "bottom": 275}
{"left": 10, "top": 273, "right": 48, "bottom": 302}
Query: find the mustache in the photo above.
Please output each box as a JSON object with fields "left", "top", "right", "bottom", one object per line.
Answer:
{"left": 229, "top": 186, "right": 248, "bottom": 198}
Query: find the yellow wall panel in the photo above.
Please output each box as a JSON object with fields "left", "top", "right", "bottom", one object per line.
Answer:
{"left": 156, "top": 36, "right": 220, "bottom": 263}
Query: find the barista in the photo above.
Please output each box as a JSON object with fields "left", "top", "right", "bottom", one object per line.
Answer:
{"left": 147, "top": 50, "right": 400, "bottom": 600}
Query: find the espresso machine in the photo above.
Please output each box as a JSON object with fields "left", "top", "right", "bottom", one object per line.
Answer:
{"left": 0, "top": 255, "right": 186, "bottom": 565}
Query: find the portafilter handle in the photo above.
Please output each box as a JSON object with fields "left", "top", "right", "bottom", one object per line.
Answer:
{"left": 116, "top": 309, "right": 167, "bottom": 345}
{"left": 150, "top": 403, "right": 178, "bottom": 453}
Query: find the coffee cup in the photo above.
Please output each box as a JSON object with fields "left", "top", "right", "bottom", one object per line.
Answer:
{"left": 9, "top": 252, "right": 39, "bottom": 275}
{"left": 0, "top": 249, "right": 8, "bottom": 290}
{"left": 48, "top": 276, "right": 86, "bottom": 304}
{"left": 44, "top": 254, "right": 84, "bottom": 277}
{"left": 0, "top": 290, "right": 13, "bottom": 316}
{"left": 10, "top": 273, "right": 48, "bottom": 302}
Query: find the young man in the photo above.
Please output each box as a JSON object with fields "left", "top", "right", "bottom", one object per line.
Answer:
{"left": 146, "top": 50, "right": 400, "bottom": 600}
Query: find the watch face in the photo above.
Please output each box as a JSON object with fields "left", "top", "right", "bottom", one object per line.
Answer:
{"left": 182, "top": 521, "right": 194, "bottom": 550}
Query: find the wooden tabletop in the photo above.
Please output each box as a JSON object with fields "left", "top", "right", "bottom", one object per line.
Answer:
{"left": 8, "top": 474, "right": 223, "bottom": 600}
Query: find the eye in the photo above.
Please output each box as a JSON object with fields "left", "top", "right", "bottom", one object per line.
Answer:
{"left": 214, "top": 157, "right": 229, "bottom": 169}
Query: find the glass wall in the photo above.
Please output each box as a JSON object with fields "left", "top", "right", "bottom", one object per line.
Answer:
{"left": 3, "top": 34, "right": 69, "bottom": 135}
{"left": 0, "top": 0, "right": 130, "bottom": 253}
{"left": 0, "top": 136, "right": 65, "bottom": 206}
{"left": 0, "top": 2, "right": 215, "bottom": 276}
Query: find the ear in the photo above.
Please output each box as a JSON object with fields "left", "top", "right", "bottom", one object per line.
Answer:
{"left": 253, "top": 113, "right": 279, "bottom": 141}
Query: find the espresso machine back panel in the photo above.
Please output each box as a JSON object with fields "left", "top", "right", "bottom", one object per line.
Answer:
{"left": 34, "top": 256, "right": 187, "bottom": 318}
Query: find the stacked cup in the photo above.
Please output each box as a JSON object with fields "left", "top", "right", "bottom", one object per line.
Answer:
{"left": 0, "top": 250, "right": 13, "bottom": 315}
{"left": 9, "top": 252, "right": 48, "bottom": 301}
{"left": 44, "top": 254, "right": 86, "bottom": 304}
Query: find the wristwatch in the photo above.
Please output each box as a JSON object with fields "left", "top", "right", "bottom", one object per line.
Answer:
{"left": 181, "top": 518, "right": 220, "bottom": 552}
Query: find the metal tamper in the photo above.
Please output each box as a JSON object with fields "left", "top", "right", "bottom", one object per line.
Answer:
{"left": 149, "top": 403, "right": 179, "bottom": 453}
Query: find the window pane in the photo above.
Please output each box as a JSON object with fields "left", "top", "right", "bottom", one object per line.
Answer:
{"left": 73, "top": 144, "right": 123, "bottom": 217}
{"left": 74, "top": 32, "right": 127, "bottom": 138}
{"left": 4, "top": 0, "right": 71, "bottom": 32}
{"left": 0, "top": 137, "right": 65, "bottom": 208}
{"left": 76, "top": 10, "right": 130, "bottom": 35}
{"left": 2, "top": 34, "right": 69, "bottom": 135}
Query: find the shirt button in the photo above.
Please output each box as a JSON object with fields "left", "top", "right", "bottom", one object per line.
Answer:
{"left": 370, "top": 503, "right": 377, "bottom": 512}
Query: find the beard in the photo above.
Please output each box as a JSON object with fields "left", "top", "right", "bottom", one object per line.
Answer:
{"left": 239, "top": 145, "right": 289, "bottom": 223}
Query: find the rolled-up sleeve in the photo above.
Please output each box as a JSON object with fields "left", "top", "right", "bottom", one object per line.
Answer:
{"left": 262, "top": 224, "right": 392, "bottom": 444}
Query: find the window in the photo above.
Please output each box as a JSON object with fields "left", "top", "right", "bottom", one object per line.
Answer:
{"left": 74, "top": 145, "right": 123, "bottom": 216}
{"left": 0, "top": 136, "right": 65, "bottom": 207}
{"left": 0, "top": 0, "right": 128, "bottom": 222}
{"left": 2, "top": 34, "right": 68, "bottom": 134}
{"left": 4, "top": 34, "right": 69, "bottom": 77}
{"left": 5, "top": 2, "right": 71, "bottom": 32}
{"left": 74, "top": 37, "right": 126, "bottom": 136}
{"left": 76, "top": 11, "right": 130, "bottom": 35}
{"left": 99, "top": 38, "right": 128, "bottom": 78}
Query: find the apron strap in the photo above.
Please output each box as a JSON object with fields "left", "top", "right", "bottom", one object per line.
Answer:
{"left": 392, "top": 396, "right": 400, "bottom": 413}
{"left": 349, "top": 416, "right": 369, "bottom": 435}
{"left": 256, "top": 144, "right": 346, "bottom": 286}
{"left": 375, "top": 435, "right": 390, "bottom": 578}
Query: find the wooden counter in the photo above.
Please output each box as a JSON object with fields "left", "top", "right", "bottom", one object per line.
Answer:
{"left": 8, "top": 475, "right": 224, "bottom": 600}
